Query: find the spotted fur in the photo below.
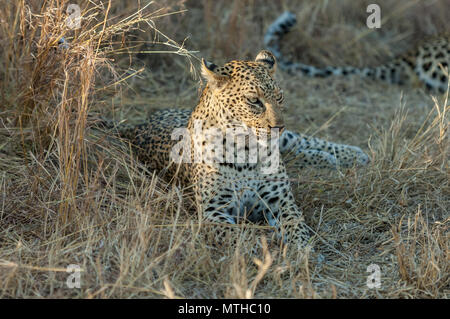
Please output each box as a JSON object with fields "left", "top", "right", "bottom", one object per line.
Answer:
{"left": 102, "top": 51, "right": 369, "bottom": 249}
{"left": 265, "top": 12, "right": 450, "bottom": 93}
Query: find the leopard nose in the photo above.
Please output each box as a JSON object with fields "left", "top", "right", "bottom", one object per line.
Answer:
{"left": 269, "top": 125, "right": 285, "bottom": 133}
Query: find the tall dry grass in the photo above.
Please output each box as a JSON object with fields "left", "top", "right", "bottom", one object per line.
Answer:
{"left": 0, "top": 0, "right": 448, "bottom": 298}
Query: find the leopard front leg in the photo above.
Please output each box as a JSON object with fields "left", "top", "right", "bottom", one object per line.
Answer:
{"left": 193, "top": 177, "right": 254, "bottom": 247}
{"left": 280, "top": 130, "right": 370, "bottom": 168}
{"left": 257, "top": 175, "right": 312, "bottom": 249}
{"left": 193, "top": 175, "right": 310, "bottom": 250}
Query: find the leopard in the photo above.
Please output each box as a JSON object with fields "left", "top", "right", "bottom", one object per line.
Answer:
{"left": 264, "top": 11, "right": 450, "bottom": 93}
{"left": 101, "top": 50, "right": 369, "bottom": 250}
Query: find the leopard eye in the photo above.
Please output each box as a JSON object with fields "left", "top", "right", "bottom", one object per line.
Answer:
{"left": 245, "top": 96, "right": 265, "bottom": 110}
{"left": 275, "top": 91, "right": 284, "bottom": 104}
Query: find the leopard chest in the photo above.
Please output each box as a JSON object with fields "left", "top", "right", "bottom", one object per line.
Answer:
{"left": 193, "top": 162, "right": 282, "bottom": 224}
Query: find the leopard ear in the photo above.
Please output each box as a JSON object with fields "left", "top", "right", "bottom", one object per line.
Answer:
{"left": 255, "top": 50, "right": 277, "bottom": 74}
{"left": 201, "top": 58, "right": 230, "bottom": 87}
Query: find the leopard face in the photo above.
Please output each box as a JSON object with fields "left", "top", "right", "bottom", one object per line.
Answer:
{"left": 198, "top": 50, "right": 286, "bottom": 136}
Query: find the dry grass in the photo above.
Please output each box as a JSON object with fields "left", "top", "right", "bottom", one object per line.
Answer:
{"left": 0, "top": 0, "right": 448, "bottom": 298}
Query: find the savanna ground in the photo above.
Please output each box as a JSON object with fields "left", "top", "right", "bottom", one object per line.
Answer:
{"left": 0, "top": 0, "right": 448, "bottom": 298}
